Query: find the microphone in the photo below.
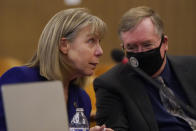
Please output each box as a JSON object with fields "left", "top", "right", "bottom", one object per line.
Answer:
{"left": 111, "top": 49, "right": 128, "bottom": 64}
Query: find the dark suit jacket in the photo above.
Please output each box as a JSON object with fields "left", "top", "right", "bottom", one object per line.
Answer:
{"left": 94, "top": 55, "right": 196, "bottom": 131}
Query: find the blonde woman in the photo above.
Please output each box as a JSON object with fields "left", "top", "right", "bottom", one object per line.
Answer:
{"left": 0, "top": 8, "right": 113, "bottom": 131}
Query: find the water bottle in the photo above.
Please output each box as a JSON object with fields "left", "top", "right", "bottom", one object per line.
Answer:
{"left": 69, "top": 108, "right": 89, "bottom": 131}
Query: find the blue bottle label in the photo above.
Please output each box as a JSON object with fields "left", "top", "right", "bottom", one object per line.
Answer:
{"left": 69, "top": 128, "right": 89, "bottom": 131}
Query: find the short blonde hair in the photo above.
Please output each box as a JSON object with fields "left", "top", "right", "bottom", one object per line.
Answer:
{"left": 26, "top": 8, "right": 106, "bottom": 87}
{"left": 118, "top": 6, "right": 164, "bottom": 38}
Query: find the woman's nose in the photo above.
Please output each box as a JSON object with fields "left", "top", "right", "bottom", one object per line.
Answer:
{"left": 95, "top": 44, "right": 103, "bottom": 57}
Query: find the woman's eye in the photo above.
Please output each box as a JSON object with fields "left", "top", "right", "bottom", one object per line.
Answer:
{"left": 88, "top": 38, "right": 95, "bottom": 43}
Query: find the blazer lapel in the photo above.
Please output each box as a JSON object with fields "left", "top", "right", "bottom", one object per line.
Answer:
{"left": 168, "top": 56, "right": 196, "bottom": 109}
{"left": 119, "top": 64, "right": 159, "bottom": 130}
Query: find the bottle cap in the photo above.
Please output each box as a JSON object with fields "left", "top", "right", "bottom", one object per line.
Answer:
{"left": 76, "top": 108, "right": 84, "bottom": 112}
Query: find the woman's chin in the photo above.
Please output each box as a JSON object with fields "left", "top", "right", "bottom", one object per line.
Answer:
{"left": 84, "top": 70, "right": 94, "bottom": 76}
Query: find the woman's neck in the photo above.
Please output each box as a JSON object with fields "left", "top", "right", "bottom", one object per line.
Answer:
{"left": 62, "top": 73, "right": 78, "bottom": 102}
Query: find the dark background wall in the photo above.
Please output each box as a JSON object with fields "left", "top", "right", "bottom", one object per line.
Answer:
{"left": 1, "top": 0, "right": 196, "bottom": 64}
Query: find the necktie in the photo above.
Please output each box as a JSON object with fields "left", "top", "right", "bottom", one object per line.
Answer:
{"left": 156, "top": 76, "right": 196, "bottom": 130}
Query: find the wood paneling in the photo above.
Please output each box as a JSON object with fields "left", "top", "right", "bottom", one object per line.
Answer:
{"left": 0, "top": 0, "right": 196, "bottom": 64}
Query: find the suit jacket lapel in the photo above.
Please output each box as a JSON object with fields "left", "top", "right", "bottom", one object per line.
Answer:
{"left": 168, "top": 56, "right": 196, "bottom": 109}
{"left": 119, "top": 64, "right": 159, "bottom": 130}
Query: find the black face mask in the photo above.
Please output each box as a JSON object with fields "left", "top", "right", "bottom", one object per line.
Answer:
{"left": 126, "top": 36, "right": 165, "bottom": 76}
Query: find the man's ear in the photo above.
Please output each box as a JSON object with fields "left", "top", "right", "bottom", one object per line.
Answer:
{"left": 59, "top": 37, "right": 70, "bottom": 54}
{"left": 163, "top": 35, "right": 168, "bottom": 51}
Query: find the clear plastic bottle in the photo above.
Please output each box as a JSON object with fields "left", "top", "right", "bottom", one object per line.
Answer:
{"left": 69, "top": 108, "right": 89, "bottom": 131}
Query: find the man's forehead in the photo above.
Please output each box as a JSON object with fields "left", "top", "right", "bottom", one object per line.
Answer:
{"left": 122, "top": 32, "right": 150, "bottom": 42}
{"left": 121, "top": 31, "right": 160, "bottom": 45}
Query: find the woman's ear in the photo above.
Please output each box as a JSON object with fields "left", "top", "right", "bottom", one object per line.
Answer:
{"left": 59, "top": 37, "right": 70, "bottom": 54}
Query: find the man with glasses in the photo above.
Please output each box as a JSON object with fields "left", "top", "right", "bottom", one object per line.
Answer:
{"left": 94, "top": 6, "right": 196, "bottom": 131}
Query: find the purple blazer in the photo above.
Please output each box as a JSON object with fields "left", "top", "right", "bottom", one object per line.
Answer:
{"left": 0, "top": 66, "right": 91, "bottom": 131}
